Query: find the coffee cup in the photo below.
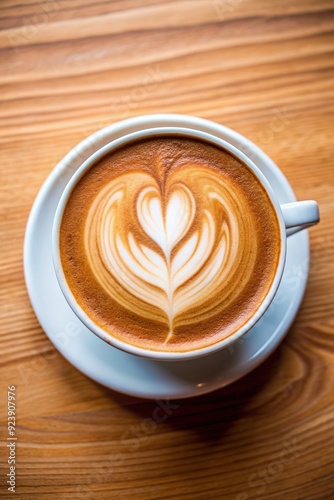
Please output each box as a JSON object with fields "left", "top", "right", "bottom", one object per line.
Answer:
{"left": 52, "top": 121, "right": 319, "bottom": 361}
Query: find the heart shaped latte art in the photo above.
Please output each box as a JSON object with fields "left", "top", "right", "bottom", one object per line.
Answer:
{"left": 84, "top": 165, "right": 257, "bottom": 342}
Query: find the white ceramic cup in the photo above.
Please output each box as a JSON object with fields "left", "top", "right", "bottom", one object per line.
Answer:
{"left": 52, "top": 124, "right": 319, "bottom": 361}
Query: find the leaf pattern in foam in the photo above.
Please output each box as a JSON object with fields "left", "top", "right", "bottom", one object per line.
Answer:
{"left": 85, "top": 171, "right": 235, "bottom": 340}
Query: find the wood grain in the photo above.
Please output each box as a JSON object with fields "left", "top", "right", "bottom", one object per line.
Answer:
{"left": 0, "top": 0, "right": 334, "bottom": 498}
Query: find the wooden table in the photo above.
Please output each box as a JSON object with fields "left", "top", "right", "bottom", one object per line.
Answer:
{"left": 1, "top": 1, "right": 333, "bottom": 498}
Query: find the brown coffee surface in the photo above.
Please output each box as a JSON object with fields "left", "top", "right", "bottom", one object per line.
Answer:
{"left": 59, "top": 136, "right": 281, "bottom": 352}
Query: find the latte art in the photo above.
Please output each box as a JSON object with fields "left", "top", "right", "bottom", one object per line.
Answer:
{"left": 60, "top": 137, "right": 281, "bottom": 352}
{"left": 85, "top": 166, "right": 252, "bottom": 342}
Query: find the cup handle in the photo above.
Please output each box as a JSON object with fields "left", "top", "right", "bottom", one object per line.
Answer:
{"left": 281, "top": 201, "right": 320, "bottom": 236}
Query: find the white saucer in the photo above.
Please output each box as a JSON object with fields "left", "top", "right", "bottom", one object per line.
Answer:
{"left": 24, "top": 115, "right": 309, "bottom": 399}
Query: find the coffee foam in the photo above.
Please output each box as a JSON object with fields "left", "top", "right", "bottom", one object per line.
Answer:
{"left": 60, "top": 137, "right": 281, "bottom": 352}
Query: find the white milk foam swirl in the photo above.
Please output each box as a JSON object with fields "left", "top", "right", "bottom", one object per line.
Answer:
{"left": 84, "top": 167, "right": 256, "bottom": 341}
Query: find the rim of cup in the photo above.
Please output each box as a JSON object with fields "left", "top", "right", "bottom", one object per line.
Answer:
{"left": 52, "top": 127, "right": 287, "bottom": 361}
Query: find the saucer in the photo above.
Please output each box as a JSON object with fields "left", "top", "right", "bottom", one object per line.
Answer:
{"left": 24, "top": 114, "right": 309, "bottom": 399}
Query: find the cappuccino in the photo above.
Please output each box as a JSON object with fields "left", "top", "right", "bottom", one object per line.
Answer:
{"left": 59, "top": 136, "right": 281, "bottom": 352}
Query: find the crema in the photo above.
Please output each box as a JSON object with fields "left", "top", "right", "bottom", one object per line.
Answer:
{"left": 59, "top": 136, "right": 281, "bottom": 352}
